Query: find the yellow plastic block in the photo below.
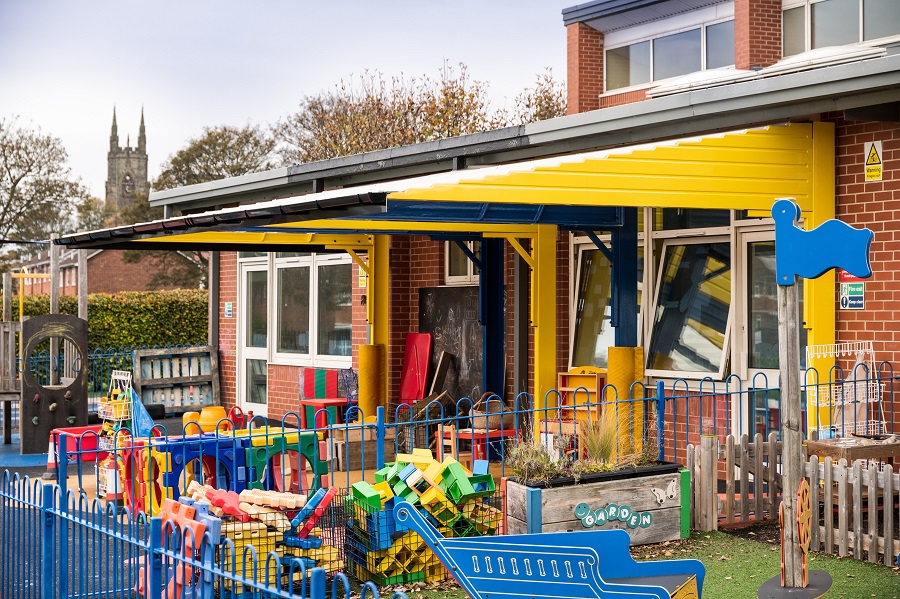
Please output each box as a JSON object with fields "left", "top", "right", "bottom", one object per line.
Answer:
{"left": 371, "top": 481, "right": 395, "bottom": 507}
{"left": 423, "top": 461, "right": 444, "bottom": 485}
{"left": 396, "top": 448, "right": 435, "bottom": 470}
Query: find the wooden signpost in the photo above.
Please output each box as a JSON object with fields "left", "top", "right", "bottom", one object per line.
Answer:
{"left": 758, "top": 199, "right": 873, "bottom": 597}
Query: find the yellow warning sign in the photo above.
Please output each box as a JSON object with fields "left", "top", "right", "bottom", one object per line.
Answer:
{"left": 864, "top": 141, "right": 882, "bottom": 181}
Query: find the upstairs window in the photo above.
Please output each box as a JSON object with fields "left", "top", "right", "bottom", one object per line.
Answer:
{"left": 783, "top": 0, "right": 900, "bottom": 57}
{"left": 606, "top": 19, "right": 735, "bottom": 92}
{"left": 446, "top": 241, "right": 480, "bottom": 285}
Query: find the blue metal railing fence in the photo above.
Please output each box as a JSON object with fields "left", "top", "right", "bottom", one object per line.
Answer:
{"left": 0, "top": 472, "right": 409, "bottom": 599}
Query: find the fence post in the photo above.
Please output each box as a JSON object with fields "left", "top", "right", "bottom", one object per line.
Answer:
{"left": 57, "top": 434, "right": 67, "bottom": 509}
{"left": 699, "top": 435, "right": 719, "bottom": 531}
{"left": 656, "top": 381, "right": 666, "bottom": 462}
{"left": 375, "top": 406, "right": 386, "bottom": 470}
{"left": 148, "top": 517, "right": 163, "bottom": 598}
{"left": 40, "top": 484, "right": 54, "bottom": 599}
{"left": 310, "top": 566, "right": 326, "bottom": 599}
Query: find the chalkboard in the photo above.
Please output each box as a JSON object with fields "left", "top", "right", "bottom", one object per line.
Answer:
{"left": 418, "top": 286, "right": 482, "bottom": 403}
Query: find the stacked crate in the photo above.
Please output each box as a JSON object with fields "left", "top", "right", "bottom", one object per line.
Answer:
{"left": 344, "top": 449, "right": 501, "bottom": 585}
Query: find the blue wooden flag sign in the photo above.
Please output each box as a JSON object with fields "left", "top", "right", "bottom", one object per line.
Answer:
{"left": 773, "top": 199, "right": 873, "bottom": 286}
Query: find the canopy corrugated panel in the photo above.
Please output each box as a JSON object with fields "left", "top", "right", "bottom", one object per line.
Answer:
{"left": 55, "top": 123, "right": 822, "bottom": 249}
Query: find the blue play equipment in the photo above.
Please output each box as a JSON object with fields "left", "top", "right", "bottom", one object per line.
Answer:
{"left": 394, "top": 500, "right": 704, "bottom": 599}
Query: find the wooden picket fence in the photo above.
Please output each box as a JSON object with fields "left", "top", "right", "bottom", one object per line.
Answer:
{"left": 688, "top": 433, "right": 899, "bottom": 567}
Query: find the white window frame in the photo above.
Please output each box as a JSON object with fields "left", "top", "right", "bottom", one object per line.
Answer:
{"left": 645, "top": 234, "right": 734, "bottom": 380}
{"left": 603, "top": 15, "right": 736, "bottom": 94}
{"left": 445, "top": 241, "right": 480, "bottom": 285}
{"left": 782, "top": 0, "right": 900, "bottom": 55}
{"left": 271, "top": 252, "right": 353, "bottom": 368}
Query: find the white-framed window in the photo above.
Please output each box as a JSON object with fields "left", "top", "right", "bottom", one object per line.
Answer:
{"left": 237, "top": 251, "right": 353, "bottom": 370}
{"left": 605, "top": 18, "right": 735, "bottom": 92}
{"left": 445, "top": 241, "right": 480, "bottom": 285}
{"left": 783, "top": 0, "right": 900, "bottom": 57}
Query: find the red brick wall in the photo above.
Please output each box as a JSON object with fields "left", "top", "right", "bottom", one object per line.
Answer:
{"left": 832, "top": 116, "right": 900, "bottom": 360}
{"left": 20, "top": 251, "right": 180, "bottom": 296}
{"left": 218, "top": 252, "right": 238, "bottom": 411}
{"left": 598, "top": 88, "right": 650, "bottom": 109}
{"left": 567, "top": 22, "right": 604, "bottom": 115}
{"left": 735, "top": 0, "right": 782, "bottom": 70}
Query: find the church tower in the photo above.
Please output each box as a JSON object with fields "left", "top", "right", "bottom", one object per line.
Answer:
{"left": 105, "top": 107, "right": 150, "bottom": 214}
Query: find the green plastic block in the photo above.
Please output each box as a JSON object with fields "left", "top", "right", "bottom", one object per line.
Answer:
{"left": 441, "top": 462, "right": 477, "bottom": 503}
{"left": 352, "top": 481, "right": 382, "bottom": 512}
{"left": 468, "top": 473, "right": 496, "bottom": 497}
{"left": 375, "top": 466, "right": 391, "bottom": 483}
{"left": 451, "top": 515, "right": 477, "bottom": 537}
{"left": 392, "top": 481, "right": 420, "bottom": 506}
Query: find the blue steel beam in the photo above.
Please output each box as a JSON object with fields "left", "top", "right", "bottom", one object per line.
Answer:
{"left": 612, "top": 207, "right": 639, "bottom": 347}
{"left": 480, "top": 238, "right": 505, "bottom": 396}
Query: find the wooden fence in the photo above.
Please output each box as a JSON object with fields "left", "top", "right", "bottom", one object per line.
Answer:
{"left": 688, "top": 434, "right": 899, "bottom": 567}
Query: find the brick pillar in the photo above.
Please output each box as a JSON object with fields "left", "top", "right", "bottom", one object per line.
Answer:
{"left": 735, "top": 0, "right": 782, "bottom": 70}
{"left": 567, "top": 22, "right": 604, "bottom": 115}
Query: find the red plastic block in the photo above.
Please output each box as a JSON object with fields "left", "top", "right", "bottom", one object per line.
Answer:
{"left": 205, "top": 488, "right": 249, "bottom": 522}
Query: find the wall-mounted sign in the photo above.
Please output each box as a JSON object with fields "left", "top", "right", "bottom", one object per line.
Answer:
{"left": 225, "top": 302, "right": 233, "bottom": 318}
{"left": 574, "top": 502, "right": 652, "bottom": 529}
{"left": 864, "top": 141, "right": 882, "bottom": 182}
{"left": 838, "top": 268, "right": 866, "bottom": 283}
{"left": 839, "top": 282, "right": 864, "bottom": 310}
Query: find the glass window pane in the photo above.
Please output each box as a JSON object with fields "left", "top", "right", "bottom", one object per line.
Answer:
{"left": 747, "top": 241, "right": 808, "bottom": 370}
{"left": 864, "top": 0, "right": 900, "bottom": 41}
{"left": 277, "top": 266, "right": 310, "bottom": 353}
{"left": 317, "top": 262, "right": 352, "bottom": 357}
{"left": 246, "top": 359, "right": 267, "bottom": 405}
{"left": 448, "top": 242, "right": 469, "bottom": 278}
{"left": 606, "top": 41, "right": 651, "bottom": 91}
{"left": 707, "top": 20, "right": 735, "bottom": 68}
{"left": 275, "top": 252, "right": 311, "bottom": 259}
{"left": 654, "top": 29, "right": 702, "bottom": 80}
{"left": 783, "top": 7, "right": 806, "bottom": 57}
{"left": 246, "top": 270, "right": 268, "bottom": 348}
{"left": 239, "top": 251, "right": 267, "bottom": 259}
{"left": 654, "top": 208, "right": 730, "bottom": 230}
{"left": 648, "top": 242, "right": 731, "bottom": 373}
{"left": 572, "top": 247, "right": 644, "bottom": 368}
{"left": 812, "top": 0, "right": 859, "bottom": 48}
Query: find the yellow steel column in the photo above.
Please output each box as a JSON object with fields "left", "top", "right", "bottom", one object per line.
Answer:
{"left": 805, "top": 121, "right": 836, "bottom": 428}
{"left": 532, "top": 225, "right": 557, "bottom": 410}
{"left": 371, "top": 234, "right": 390, "bottom": 404}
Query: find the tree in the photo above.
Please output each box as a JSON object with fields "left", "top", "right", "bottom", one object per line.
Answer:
{"left": 274, "top": 63, "right": 564, "bottom": 165}
{"left": 0, "top": 116, "right": 94, "bottom": 252}
{"left": 124, "top": 124, "right": 277, "bottom": 288}
{"left": 154, "top": 125, "right": 277, "bottom": 190}
{"left": 513, "top": 68, "right": 567, "bottom": 124}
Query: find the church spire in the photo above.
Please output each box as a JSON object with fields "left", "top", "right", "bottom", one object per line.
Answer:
{"left": 138, "top": 107, "right": 146, "bottom": 152}
{"left": 110, "top": 106, "right": 119, "bottom": 151}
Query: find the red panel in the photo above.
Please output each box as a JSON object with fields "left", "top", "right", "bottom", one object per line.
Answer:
{"left": 399, "top": 333, "right": 433, "bottom": 404}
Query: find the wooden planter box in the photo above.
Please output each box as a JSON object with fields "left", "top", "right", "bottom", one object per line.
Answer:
{"left": 506, "top": 464, "right": 690, "bottom": 546}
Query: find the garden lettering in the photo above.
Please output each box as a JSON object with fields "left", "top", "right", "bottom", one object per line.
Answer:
{"left": 574, "top": 502, "right": 652, "bottom": 529}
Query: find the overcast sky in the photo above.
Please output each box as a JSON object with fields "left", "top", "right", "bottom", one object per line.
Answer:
{"left": 0, "top": 1, "right": 573, "bottom": 199}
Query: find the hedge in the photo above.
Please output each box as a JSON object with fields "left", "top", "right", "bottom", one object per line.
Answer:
{"left": 4, "top": 289, "right": 209, "bottom": 349}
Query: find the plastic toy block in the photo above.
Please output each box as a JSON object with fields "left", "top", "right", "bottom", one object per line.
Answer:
{"left": 187, "top": 501, "right": 222, "bottom": 544}
{"left": 351, "top": 481, "right": 382, "bottom": 512}
{"left": 292, "top": 487, "right": 328, "bottom": 529}
{"left": 405, "top": 469, "right": 431, "bottom": 495}
{"left": 364, "top": 512, "right": 395, "bottom": 550}
{"left": 398, "top": 463, "right": 418, "bottom": 482}
{"left": 385, "top": 497, "right": 410, "bottom": 534}
{"left": 440, "top": 462, "right": 477, "bottom": 503}
{"left": 451, "top": 514, "right": 477, "bottom": 537}
{"left": 473, "top": 459, "right": 489, "bottom": 476}
{"left": 282, "top": 534, "right": 323, "bottom": 549}
{"left": 395, "top": 448, "right": 434, "bottom": 470}
{"left": 371, "top": 481, "right": 395, "bottom": 507}
{"left": 238, "top": 501, "right": 291, "bottom": 532}
{"left": 158, "top": 498, "right": 207, "bottom": 553}
{"left": 374, "top": 466, "right": 391, "bottom": 483}
{"left": 205, "top": 489, "right": 250, "bottom": 522}
{"left": 391, "top": 481, "right": 420, "bottom": 506}
{"left": 469, "top": 473, "right": 496, "bottom": 497}
{"left": 423, "top": 460, "right": 444, "bottom": 484}
{"left": 419, "top": 486, "right": 458, "bottom": 525}
{"left": 238, "top": 488, "right": 305, "bottom": 510}
{"left": 297, "top": 486, "right": 337, "bottom": 538}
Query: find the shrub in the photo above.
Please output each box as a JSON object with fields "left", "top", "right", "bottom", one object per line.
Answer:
{"left": 3, "top": 289, "right": 209, "bottom": 348}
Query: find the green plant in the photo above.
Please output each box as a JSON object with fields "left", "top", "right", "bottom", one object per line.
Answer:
{"left": 506, "top": 430, "right": 571, "bottom": 484}
{"left": 578, "top": 412, "right": 617, "bottom": 464}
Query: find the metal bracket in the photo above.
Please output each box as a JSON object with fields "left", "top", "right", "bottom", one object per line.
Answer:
{"left": 583, "top": 230, "right": 613, "bottom": 262}
{"left": 453, "top": 240, "right": 483, "bottom": 271}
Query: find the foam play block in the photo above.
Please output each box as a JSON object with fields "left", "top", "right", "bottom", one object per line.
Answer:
{"left": 351, "top": 481, "right": 382, "bottom": 512}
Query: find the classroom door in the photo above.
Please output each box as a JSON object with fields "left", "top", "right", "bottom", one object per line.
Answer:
{"left": 239, "top": 263, "right": 268, "bottom": 417}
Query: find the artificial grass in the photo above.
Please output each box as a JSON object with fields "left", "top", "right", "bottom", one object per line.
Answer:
{"left": 632, "top": 530, "right": 900, "bottom": 599}
{"left": 400, "top": 530, "right": 899, "bottom": 599}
